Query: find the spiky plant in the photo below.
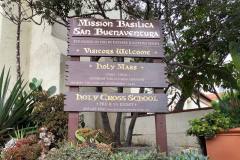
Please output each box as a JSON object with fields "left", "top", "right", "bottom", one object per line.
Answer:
{"left": 0, "top": 67, "right": 34, "bottom": 138}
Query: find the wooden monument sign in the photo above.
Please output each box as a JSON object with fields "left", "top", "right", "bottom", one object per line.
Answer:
{"left": 65, "top": 18, "right": 168, "bottom": 152}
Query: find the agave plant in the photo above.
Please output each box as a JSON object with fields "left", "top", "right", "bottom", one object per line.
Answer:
{"left": 0, "top": 67, "right": 34, "bottom": 136}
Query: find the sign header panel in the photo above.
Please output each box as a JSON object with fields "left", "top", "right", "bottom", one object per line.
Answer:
{"left": 69, "top": 18, "right": 162, "bottom": 39}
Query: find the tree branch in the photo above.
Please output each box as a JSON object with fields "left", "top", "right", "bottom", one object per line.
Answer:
{"left": 96, "top": 0, "right": 109, "bottom": 19}
{"left": 144, "top": 0, "right": 151, "bottom": 20}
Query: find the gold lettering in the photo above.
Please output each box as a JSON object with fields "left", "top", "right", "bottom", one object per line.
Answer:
{"left": 117, "top": 64, "right": 138, "bottom": 71}
{"left": 76, "top": 94, "right": 99, "bottom": 101}
{"left": 96, "top": 63, "right": 115, "bottom": 70}
{"left": 77, "top": 19, "right": 113, "bottom": 27}
{"left": 93, "top": 28, "right": 159, "bottom": 38}
{"left": 84, "top": 48, "right": 114, "bottom": 55}
{"left": 116, "top": 48, "right": 150, "bottom": 56}
{"left": 73, "top": 28, "right": 90, "bottom": 35}
{"left": 116, "top": 20, "right": 154, "bottom": 28}
{"left": 128, "top": 95, "right": 159, "bottom": 102}
{"left": 100, "top": 94, "right": 126, "bottom": 101}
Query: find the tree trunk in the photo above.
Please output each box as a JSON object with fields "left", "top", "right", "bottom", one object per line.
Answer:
{"left": 114, "top": 112, "right": 122, "bottom": 146}
{"left": 91, "top": 57, "right": 112, "bottom": 134}
{"left": 124, "top": 112, "right": 138, "bottom": 146}
{"left": 16, "top": 0, "right": 22, "bottom": 79}
{"left": 114, "top": 57, "right": 124, "bottom": 146}
{"left": 101, "top": 112, "right": 112, "bottom": 134}
{"left": 197, "top": 136, "right": 207, "bottom": 156}
{"left": 96, "top": 86, "right": 112, "bottom": 134}
{"left": 174, "top": 94, "right": 188, "bottom": 111}
{"left": 123, "top": 59, "right": 152, "bottom": 146}
{"left": 124, "top": 87, "right": 144, "bottom": 146}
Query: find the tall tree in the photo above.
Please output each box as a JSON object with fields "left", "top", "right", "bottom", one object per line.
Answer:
{"left": 31, "top": 0, "right": 115, "bottom": 26}
{"left": 0, "top": 0, "right": 42, "bottom": 79}
{"left": 122, "top": 0, "right": 240, "bottom": 110}
{"left": 121, "top": 0, "right": 240, "bottom": 146}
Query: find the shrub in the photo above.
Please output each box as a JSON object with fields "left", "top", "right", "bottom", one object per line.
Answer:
{"left": 187, "top": 111, "right": 231, "bottom": 137}
{"left": 188, "top": 91, "right": 240, "bottom": 138}
{"left": 78, "top": 142, "right": 112, "bottom": 154}
{"left": 111, "top": 150, "right": 168, "bottom": 160}
{"left": 170, "top": 149, "right": 208, "bottom": 160}
{"left": 45, "top": 143, "right": 111, "bottom": 160}
{"left": 212, "top": 91, "right": 240, "bottom": 127}
{"left": 31, "top": 92, "right": 68, "bottom": 141}
{"left": 75, "top": 128, "right": 113, "bottom": 144}
{"left": 0, "top": 68, "right": 35, "bottom": 145}
{"left": 45, "top": 143, "right": 208, "bottom": 160}
{"left": 2, "top": 135, "right": 42, "bottom": 160}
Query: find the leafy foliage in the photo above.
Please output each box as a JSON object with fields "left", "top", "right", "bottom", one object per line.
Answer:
{"left": 31, "top": 92, "right": 67, "bottom": 141}
{"left": 111, "top": 150, "right": 168, "bottom": 160}
{"left": 169, "top": 149, "right": 208, "bottom": 160}
{"left": 165, "top": 0, "right": 240, "bottom": 106}
{"left": 29, "top": 77, "right": 56, "bottom": 97}
{"left": 122, "top": 0, "right": 240, "bottom": 110}
{"left": 29, "top": 78, "right": 43, "bottom": 92}
{"left": 2, "top": 135, "right": 42, "bottom": 160}
{"left": 187, "top": 111, "right": 231, "bottom": 137}
{"left": 0, "top": 68, "right": 34, "bottom": 141}
{"left": 45, "top": 143, "right": 208, "bottom": 160}
{"left": 31, "top": 0, "right": 115, "bottom": 26}
{"left": 188, "top": 42, "right": 240, "bottom": 138}
{"left": 10, "top": 126, "right": 37, "bottom": 140}
{"left": 188, "top": 90, "right": 240, "bottom": 138}
{"left": 230, "top": 41, "right": 240, "bottom": 88}
{"left": 45, "top": 142, "right": 111, "bottom": 160}
{"left": 212, "top": 91, "right": 240, "bottom": 127}
{"left": 75, "top": 128, "right": 113, "bottom": 144}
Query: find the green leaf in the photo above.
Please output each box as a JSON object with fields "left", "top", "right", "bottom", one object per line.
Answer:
{"left": 0, "top": 67, "right": 34, "bottom": 136}
{"left": 230, "top": 42, "right": 240, "bottom": 72}
{"left": 75, "top": 134, "right": 86, "bottom": 143}
{"left": 47, "top": 86, "right": 56, "bottom": 96}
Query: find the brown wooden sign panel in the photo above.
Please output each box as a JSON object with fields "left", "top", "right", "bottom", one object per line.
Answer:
{"left": 68, "top": 37, "right": 164, "bottom": 58}
{"left": 64, "top": 92, "right": 168, "bottom": 113}
{"left": 66, "top": 61, "right": 167, "bottom": 88}
{"left": 69, "top": 18, "right": 162, "bottom": 39}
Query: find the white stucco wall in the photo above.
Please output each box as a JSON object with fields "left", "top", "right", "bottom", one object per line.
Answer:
{"left": 0, "top": 8, "right": 2, "bottom": 44}
{"left": 184, "top": 97, "right": 210, "bottom": 110}
{"left": 0, "top": 16, "right": 31, "bottom": 86}
{"left": 28, "top": 19, "right": 67, "bottom": 93}
{"left": 125, "top": 109, "right": 213, "bottom": 153}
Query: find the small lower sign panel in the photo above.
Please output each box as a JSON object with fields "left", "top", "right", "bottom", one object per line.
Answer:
{"left": 64, "top": 92, "right": 168, "bottom": 113}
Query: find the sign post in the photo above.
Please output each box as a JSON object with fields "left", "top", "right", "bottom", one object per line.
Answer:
{"left": 66, "top": 18, "right": 168, "bottom": 152}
